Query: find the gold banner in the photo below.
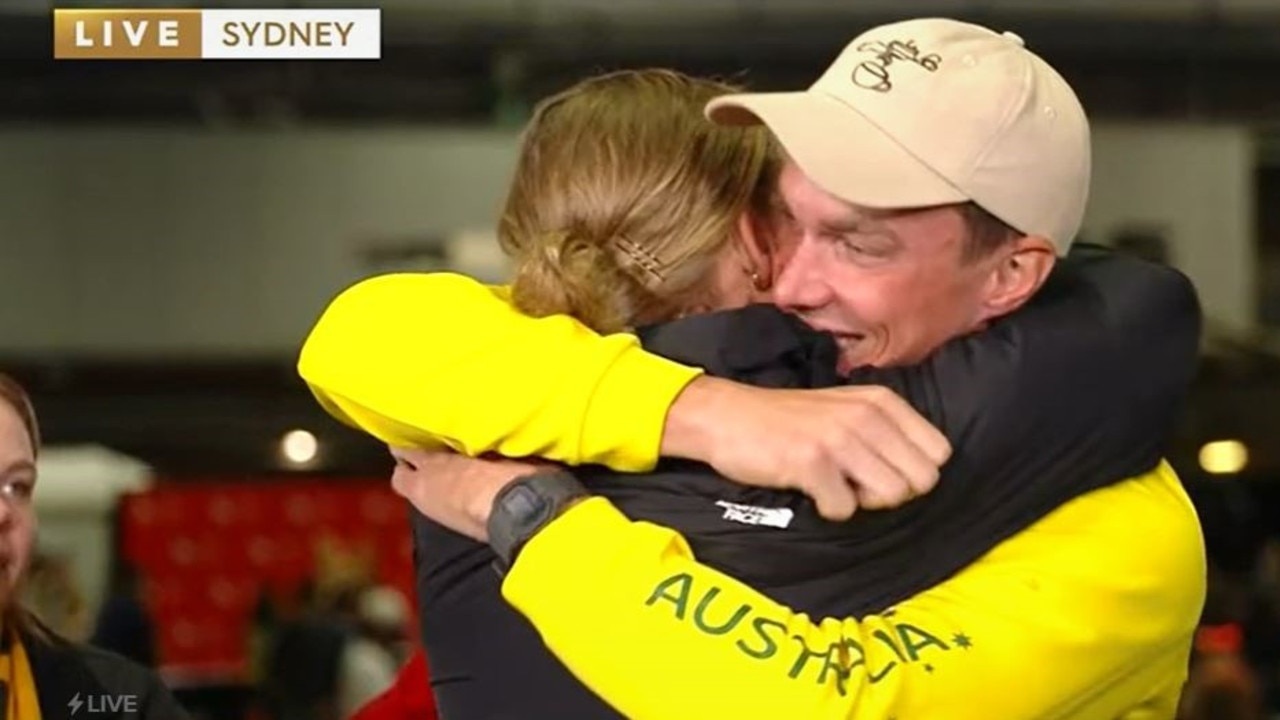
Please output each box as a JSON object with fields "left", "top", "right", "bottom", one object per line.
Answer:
{"left": 53, "top": 10, "right": 203, "bottom": 60}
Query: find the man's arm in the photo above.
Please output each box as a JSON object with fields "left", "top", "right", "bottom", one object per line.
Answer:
{"left": 298, "top": 272, "right": 700, "bottom": 471}
{"left": 499, "top": 465, "right": 1205, "bottom": 720}
{"left": 662, "top": 247, "right": 1200, "bottom": 492}
{"left": 841, "top": 245, "right": 1201, "bottom": 482}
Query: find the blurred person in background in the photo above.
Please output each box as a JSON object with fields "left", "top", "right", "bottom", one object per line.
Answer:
{"left": 1244, "top": 538, "right": 1280, "bottom": 713}
{"left": 23, "top": 552, "right": 89, "bottom": 643}
{"left": 246, "top": 587, "right": 282, "bottom": 718}
{"left": 0, "top": 372, "right": 188, "bottom": 719}
{"left": 1183, "top": 474, "right": 1280, "bottom": 713}
{"left": 90, "top": 561, "right": 157, "bottom": 668}
{"left": 348, "top": 648, "right": 436, "bottom": 720}
{"left": 337, "top": 585, "right": 411, "bottom": 718}
{"left": 1179, "top": 623, "right": 1265, "bottom": 720}
{"left": 328, "top": 582, "right": 366, "bottom": 636}
{"left": 246, "top": 587, "right": 280, "bottom": 688}
{"left": 262, "top": 578, "right": 349, "bottom": 720}
{"left": 303, "top": 19, "right": 1205, "bottom": 720}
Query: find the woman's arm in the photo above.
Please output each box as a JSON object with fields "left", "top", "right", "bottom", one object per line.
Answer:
{"left": 300, "top": 250, "right": 1198, "bottom": 490}
{"left": 499, "top": 463, "right": 1205, "bottom": 720}
{"left": 300, "top": 272, "right": 945, "bottom": 512}
{"left": 298, "top": 272, "right": 701, "bottom": 472}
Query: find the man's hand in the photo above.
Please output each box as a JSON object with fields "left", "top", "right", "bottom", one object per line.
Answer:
{"left": 389, "top": 448, "right": 544, "bottom": 541}
{"left": 661, "top": 378, "right": 952, "bottom": 521}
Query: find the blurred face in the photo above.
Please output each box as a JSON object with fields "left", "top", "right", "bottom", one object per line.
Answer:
{"left": 769, "top": 161, "right": 1000, "bottom": 372}
{"left": 0, "top": 401, "right": 37, "bottom": 611}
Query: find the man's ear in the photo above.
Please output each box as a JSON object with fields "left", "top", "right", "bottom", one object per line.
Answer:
{"left": 736, "top": 212, "right": 774, "bottom": 289}
{"left": 979, "top": 236, "right": 1057, "bottom": 320}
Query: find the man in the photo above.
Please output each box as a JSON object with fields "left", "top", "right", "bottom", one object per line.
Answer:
{"left": 337, "top": 586, "right": 412, "bottom": 718}
{"left": 300, "top": 18, "right": 1205, "bottom": 719}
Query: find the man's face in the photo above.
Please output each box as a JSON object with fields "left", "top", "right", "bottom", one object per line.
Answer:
{"left": 768, "top": 161, "right": 999, "bottom": 372}
{"left": 0, "top": 401, "right": 36, "bottom": 610}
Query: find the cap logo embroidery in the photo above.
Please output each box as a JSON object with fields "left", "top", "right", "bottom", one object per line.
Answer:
{"left": 851, "top": 40, "right": 941, "bottom": 93}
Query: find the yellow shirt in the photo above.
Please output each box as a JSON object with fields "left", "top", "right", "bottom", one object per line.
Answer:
{"left": 0, "top": 631, "right": 43, "bottom": 720}
{"left": 298, "top": 273, "right": 700, "bottom": 471}
{"left": 506, "top": 463, "right": 1203, "bottom": 719}
{"left": 298, "top": 271, "right": 1207, "bottom": 719}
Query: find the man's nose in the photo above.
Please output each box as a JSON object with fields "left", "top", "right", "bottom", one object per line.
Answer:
{"left": 772, "top": 241, "right": 833, "bottom": 311}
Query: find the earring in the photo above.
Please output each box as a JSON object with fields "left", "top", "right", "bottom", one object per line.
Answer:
{"left": 749, "top": 270, "right": 768, "bottom": 291}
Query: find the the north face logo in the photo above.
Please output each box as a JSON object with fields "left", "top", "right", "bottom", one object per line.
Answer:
{"left": 715, "top": 500, "right": 794, "bottom": 529}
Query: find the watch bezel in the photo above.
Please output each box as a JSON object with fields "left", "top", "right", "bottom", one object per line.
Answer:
{"left": 487, "top": 470, "right": 588, "bottom": 575}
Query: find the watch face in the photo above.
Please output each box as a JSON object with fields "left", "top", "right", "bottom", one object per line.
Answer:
{"left": 505, "top": 484, "right": 551, "bottom": 528}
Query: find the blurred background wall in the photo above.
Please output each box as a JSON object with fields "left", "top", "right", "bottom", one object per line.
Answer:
{"left": 0, "top": 122, "right": 1260, "bottom": 353}
{"left": 0, "top": 128, "right": 517, "bottom": 356}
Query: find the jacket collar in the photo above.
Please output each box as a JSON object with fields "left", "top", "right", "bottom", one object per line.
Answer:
{"left": 21, "top": 629, "right": 115, "bottom": 720}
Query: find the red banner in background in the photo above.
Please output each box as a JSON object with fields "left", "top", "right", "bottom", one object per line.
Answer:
{"left": 119, "top": 478, "right": 416, "bottom": 675}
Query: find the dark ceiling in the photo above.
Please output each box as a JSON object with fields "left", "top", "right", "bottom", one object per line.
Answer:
{"left": 6, "top": 359, "right": 392, "bottom": 479}
{"left": 3, "top": 8, "right": 1280, "bottom": 123}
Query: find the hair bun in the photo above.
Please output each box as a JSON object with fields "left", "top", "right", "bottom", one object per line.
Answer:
{"left": 509, "top": 231, "right": 646, "bottom": 334}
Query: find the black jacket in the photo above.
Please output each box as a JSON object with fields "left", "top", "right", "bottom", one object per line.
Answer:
{"left": 23, "top": 630, "right": 190, "bottom": 720}
{"left": 413, "top": 246, "right": 1203, "bottom": 720}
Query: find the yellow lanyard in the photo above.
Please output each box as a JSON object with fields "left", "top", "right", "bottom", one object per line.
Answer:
{"left": 0, "top": 629, "right": 41, "bottom": 720}
{"left": 0, "top": 651, "right": 14, "bottom": 719}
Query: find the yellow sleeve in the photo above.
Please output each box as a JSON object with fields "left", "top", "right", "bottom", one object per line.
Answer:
{"left": 501, "top": 463, "right": 1205, "bottom": 720}
{"left": 296, "top": 273, "right": 702, "bottom": 471}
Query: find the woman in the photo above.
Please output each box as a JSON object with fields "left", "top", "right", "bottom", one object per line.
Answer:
{"left": 299, "top": 69, "right": 1201, "bottom": 718}
{"left": 0, "top": 373, "right": 189, "bottom": 719}
{"left": 496, "top": 69, "right": 776, "bottom": 335}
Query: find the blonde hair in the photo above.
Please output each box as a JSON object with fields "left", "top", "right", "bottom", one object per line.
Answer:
{"left": 499, "top": 69, "right": 775, "bottom": 333}
{"left": 0, "top": 373, "right": 38, "bottom": 458}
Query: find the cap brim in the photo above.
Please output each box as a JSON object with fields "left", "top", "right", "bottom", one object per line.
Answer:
{"left": 707, "top": 91, "right": 967, "bottom": 210}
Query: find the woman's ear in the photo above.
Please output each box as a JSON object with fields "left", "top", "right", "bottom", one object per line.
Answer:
{"left": 736, "top": 212, "right": 774, "bottom": 290}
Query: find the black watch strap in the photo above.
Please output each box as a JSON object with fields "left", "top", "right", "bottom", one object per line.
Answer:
{"left": 487, "top": 470, "right": 589, "bottom": 575}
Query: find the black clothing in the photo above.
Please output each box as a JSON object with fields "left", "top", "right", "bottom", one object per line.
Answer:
{"left": 25, "top": 627, "right": 190, "bottom": 720}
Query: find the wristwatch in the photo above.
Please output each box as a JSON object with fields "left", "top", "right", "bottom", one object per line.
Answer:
{"left": 487, "top": 469, "right": 589, "bottom": 576}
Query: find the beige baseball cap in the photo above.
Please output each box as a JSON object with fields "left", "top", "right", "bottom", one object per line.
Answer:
{"left": 707, "top": 18, "right": 1090, "bottom": 254}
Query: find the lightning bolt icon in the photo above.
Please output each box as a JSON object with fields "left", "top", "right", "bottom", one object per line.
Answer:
{"left": 68, "top": 692, "right": 83, "bottom": 716}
